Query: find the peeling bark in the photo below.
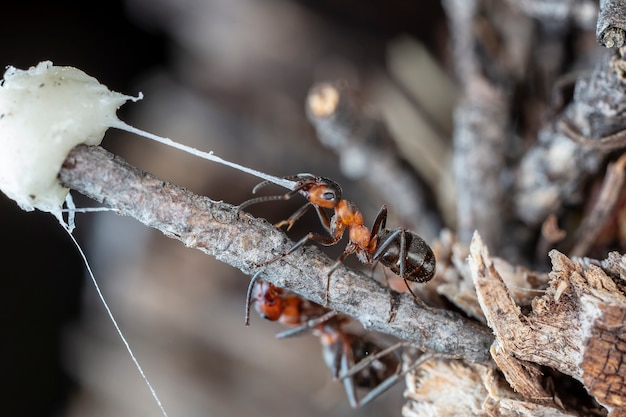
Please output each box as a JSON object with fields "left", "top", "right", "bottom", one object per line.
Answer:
{"left": 468, "top": 232, "right": 626, "bottom": 416}
{"left": 403, "top": 355, "right": 576, "bottom": 417}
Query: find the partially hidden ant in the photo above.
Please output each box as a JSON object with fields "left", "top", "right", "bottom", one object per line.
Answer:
{"left": 245, "top": 272, "right": 415, "bottom": 408}
{"left": 238, "top": 173, "right": 436, "bottom": 304}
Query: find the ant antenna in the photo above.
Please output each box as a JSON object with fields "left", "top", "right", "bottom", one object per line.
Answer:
{"left": 238, "top": 194, "right": 300, "bottom": 212}
{"left": 244, "top": 271, "right": 266, "bottom": 326}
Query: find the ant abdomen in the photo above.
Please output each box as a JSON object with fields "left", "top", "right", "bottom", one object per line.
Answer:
{"left": 376, "top": 229, "right": 436, "bottom": 283}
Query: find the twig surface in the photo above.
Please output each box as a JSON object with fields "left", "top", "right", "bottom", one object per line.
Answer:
{"left": 59, "top": 144, "right": 494, "bottom": 363}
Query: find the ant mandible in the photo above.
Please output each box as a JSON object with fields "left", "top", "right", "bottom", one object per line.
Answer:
{"left": 238, "top": 173, "right": 436, "bottom": 304}
{"left": 244, "top": 272, "right": 407, "bottom": 408}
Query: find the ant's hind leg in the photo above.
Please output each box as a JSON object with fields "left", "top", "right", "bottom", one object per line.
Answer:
{"left": 339, "top": 341, "right": 407, "bottom": 380}
{"left": 369, "top": 263, "right": 399, "bottom": 323}
{"left": 339, "top": 341, "right": 407, "bottom": 408}
{"left": 353, "top": 351, "right": 438, "bottom": 408}
{"left": 325, "top": 248, "right": 355, "bottom": 305}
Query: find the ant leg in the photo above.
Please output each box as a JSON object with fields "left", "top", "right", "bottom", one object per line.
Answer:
{"left": 339, "top": 341, "right": 407, "bottom": 380}
{"left": 369, "top": 262, "right": 399, "bottom": 323}
{"left": 398, "top": 230, "right": 432, "bottom": 309}
{"left": 244, "top": 271, "right": 265, "bottom": 326}
{"left": 352, "top": 373, "right": 401, "bottom": 408}
{"left": 373, "top": 229, "right": 424, "bottom": 302}
{"left": 388, "top": 290, "right": 401, "bottom": 324}
{"left": 372, "top": 228, "right": 400, "bottom": 259}
{"left": 338, "top": 341, "right": 405, "bottom": 408}
{"left": 397, "top": 229, "right": 421, "bottom": 299}
{"left": 313, "top": 205, "right": 333, "bottom": 233}
{"left": 369, "top": 205, "right": 388, "bottom": 236}
{"left": 275, "top": 310, "right": 339, "bottom": 339}
{"left": 274, "top": 202, "right": 312, "bottom": 230}
{"left": 325, "top": 247, "right": 355, "bottom": 305}
{"left": 351, "top": 350, "right": 437, "bottom": 408}
{"left": 255, "top": 232, "right": 342, "bottom": 268}
{"left": 340, "top": 347, "right": 360, "bottom": 409}
{"left": 275, "top": 202, "right": 332, "bottom": 232}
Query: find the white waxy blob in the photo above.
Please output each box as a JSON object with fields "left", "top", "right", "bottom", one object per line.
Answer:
{"left": 0, "top": 61, "right": 139, "bottom": 214}
{"left": 0, "top": 60, "right": 297, "bottom": 223}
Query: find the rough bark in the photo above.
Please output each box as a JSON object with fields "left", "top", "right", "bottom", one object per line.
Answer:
{"left": 598, "top": 0, "right": 626, "bottom": 48}
{"left": 469, "top": 232, "right": 626, "bottom": 417}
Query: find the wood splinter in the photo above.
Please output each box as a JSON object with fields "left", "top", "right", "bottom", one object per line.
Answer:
{"left": 469, "top": 231, "right": 626, "bottom": 416}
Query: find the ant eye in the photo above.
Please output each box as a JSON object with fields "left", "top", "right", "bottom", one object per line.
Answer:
{"left": 323, "top": 191, "right": 337, "bottom": 201}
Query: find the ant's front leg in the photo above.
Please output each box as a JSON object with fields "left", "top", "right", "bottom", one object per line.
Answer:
{"left": 274, "top": 202, "right": 312, "bottom": 230}
{"left": 274, "top": 198, "right": 332, "bottom": 232}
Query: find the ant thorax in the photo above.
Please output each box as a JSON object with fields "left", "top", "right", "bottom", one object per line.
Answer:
{"left": 336, "top": 200, "right": 364, "bottom": 227}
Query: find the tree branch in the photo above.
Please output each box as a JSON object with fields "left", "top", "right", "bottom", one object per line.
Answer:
{"left": 58, "top": 144, "right": 494, "bottom": 364}
{"left": 442, "top": 0, "right": 533, "bottom": 250}
{"left": 515, "top": 51, "right": 626, "bottom": 227}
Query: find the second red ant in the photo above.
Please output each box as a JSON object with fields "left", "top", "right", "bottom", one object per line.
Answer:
{"left": 245, "top": 272, "right": 411, "bottom": 408}
{"left": 238, "top": 173, "right": 436, "bottom": 304}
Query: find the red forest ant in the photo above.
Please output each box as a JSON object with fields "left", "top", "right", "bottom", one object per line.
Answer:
{"left": 238, "top": 173, "right": 436, "bottom": 304}
{"left": 245, "top": 272, "right": 411, "bottom": 408}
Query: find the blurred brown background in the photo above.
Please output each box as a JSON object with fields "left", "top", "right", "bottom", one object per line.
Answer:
{"left": 0, "top": 1, "right": 450, "bottom": 416}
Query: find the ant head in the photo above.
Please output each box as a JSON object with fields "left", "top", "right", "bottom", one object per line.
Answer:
{"left": 253, "top": 280, "right": 284, "bottom": 321}
{"left": 307, "top": 177, "right": 342, "bottom": 209}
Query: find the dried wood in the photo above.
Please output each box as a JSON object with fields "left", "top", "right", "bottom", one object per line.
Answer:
{"left": 403, "top": 355, "right": 576, "bottom": 417}
{"left": 468, "top": 232, "right": 626, "bottom": 416}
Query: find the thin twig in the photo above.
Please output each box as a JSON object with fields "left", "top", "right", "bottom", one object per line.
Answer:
{"left": 569, "top": 152, "right": 626, "bottom": 257}
{"left": 443, "top": 0, "right": 523, "bottom": 249}
{"left": 559, "top": 118, "right": 626, "bottom": 150}
{"left": 58, "top": 144, "right": 494, "bottom": 364}
{"left": 515, "top": 52, "right": 623, "bottom": 227}
{"left": 503, "top": 0, "right": 597, "bottom": 27}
